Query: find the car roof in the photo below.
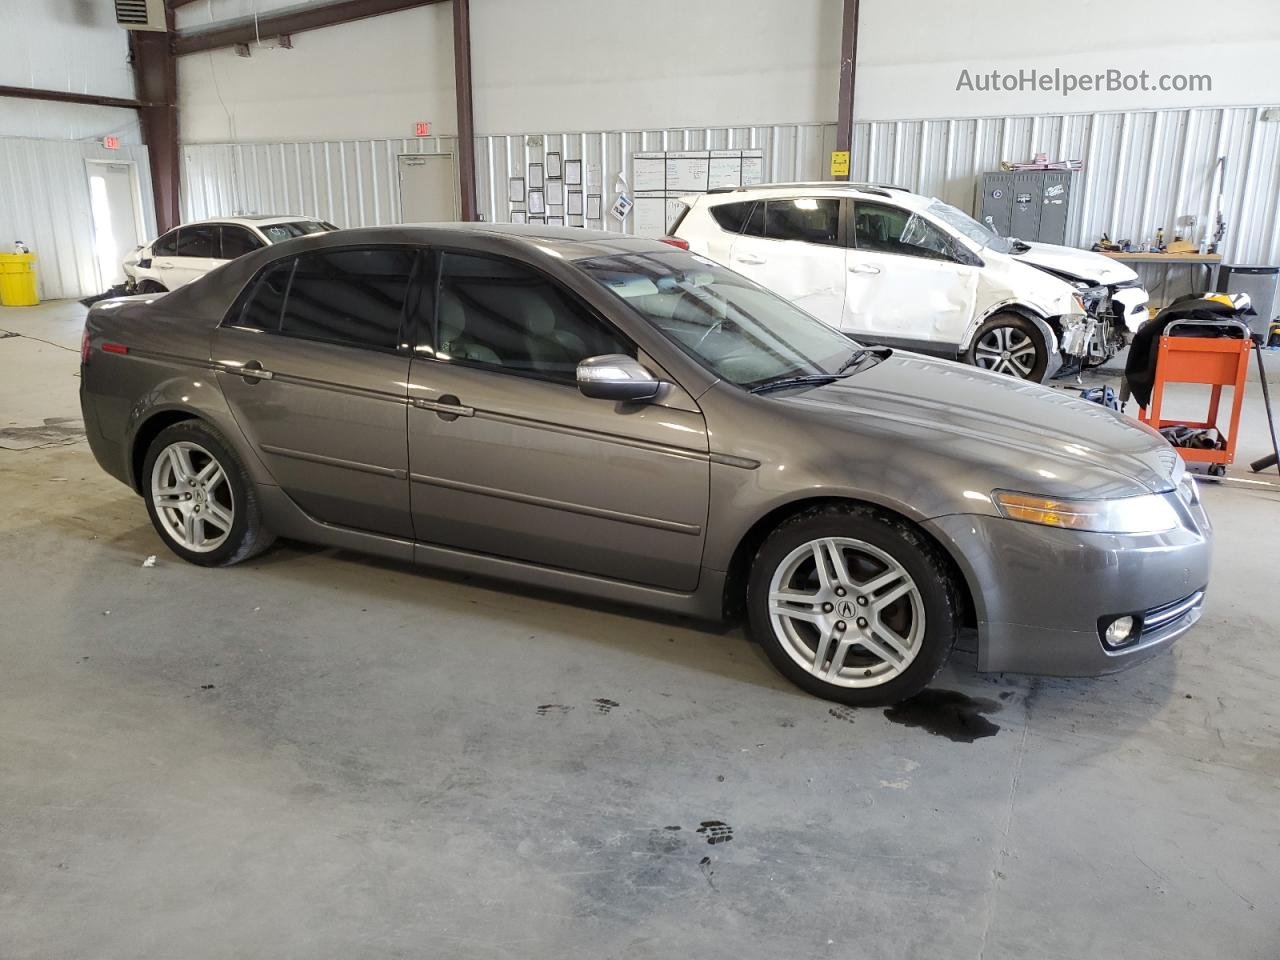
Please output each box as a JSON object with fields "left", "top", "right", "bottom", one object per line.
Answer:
{"left": 183, "top": 215, "right": 328, "bottom": 228}
{"left": 275, "top": 222, "right": 679, "bottom": 260}
{"left": 694, "top": 181, "right": 932, "bottom": 208}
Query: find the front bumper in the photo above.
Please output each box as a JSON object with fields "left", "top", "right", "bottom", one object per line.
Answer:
{"left": 924, "top": 506, "right": 1211, "bottom": 676}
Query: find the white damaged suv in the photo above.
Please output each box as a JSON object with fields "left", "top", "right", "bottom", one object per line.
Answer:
{"left": 671, "top": 183, "right": 1149, "bottom": 381}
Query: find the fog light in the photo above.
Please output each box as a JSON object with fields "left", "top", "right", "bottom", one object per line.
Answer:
{"left": 1104, "top": 616, "right": 1137, "bottom": 648}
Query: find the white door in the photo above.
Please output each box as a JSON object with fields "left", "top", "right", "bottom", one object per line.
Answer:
{"left": 161, "top": 223, "right": 225, "bottom": 288}
{"left": 843, "top": 201, "right": 979, "bottom": 349}
{"left": 398, "top": 155, "right": 458, "bottom": 222}
{"left": 727, "top": 197, "right": 846, "bottom": 327}
{"left": 86, "top": 161, "right": 143, "bottom": 287}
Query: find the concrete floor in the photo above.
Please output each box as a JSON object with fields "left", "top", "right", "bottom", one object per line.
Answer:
{"left": 2, "top": 300, "right": 1278, "bottom": 960}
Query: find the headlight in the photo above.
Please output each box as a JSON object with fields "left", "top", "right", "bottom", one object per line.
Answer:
{"left": 992, "top": 490, "right": 1180, "bottom": 534}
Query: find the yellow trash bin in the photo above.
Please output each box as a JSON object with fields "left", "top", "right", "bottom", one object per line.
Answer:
{"left": 0, "top": 253, "right": 39, "bottom": 306}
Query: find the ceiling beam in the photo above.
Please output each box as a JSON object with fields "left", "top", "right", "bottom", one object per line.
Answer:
{"left": 833, "top": 0, "right": 860, "bottom": 180}
{"left": 165, "top": 0, "right": 205, "bottom": 8}
{"left": 0, "top": 84, "right": 149, "bottom": 110}
{"left": 173, "top": 0, "right": 446, "bottom": 55}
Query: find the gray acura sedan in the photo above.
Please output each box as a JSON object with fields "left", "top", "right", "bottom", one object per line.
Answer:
{"left": 80, "top": 225, "right": 1211, "bottom": 705}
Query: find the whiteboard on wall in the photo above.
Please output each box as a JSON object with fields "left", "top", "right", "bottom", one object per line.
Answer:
{"left": 632, "top": 154, "right": 666, "bottom": 192}
{"left": 708, "top": 151, "right": 742, "bottom": 189}
{"left": 665, "top": 152, "right": 709, "bottom": 193}
{"left": 633, "top": 197, "right": 671, "bottom": 238}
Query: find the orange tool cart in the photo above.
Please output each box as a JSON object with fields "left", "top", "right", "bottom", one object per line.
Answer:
{"left": 1136, "top": 318, "right": 1253, "bottom": 477}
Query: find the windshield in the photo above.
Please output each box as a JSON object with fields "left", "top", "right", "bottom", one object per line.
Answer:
{"left": 925, "top": 199, "right": 1016, "bottom": 254}
{"left": 578, "top": 250, "right": 865, "bottom": 390}
{"left": 260, "top": 220, "right": 338, "bottom": 244}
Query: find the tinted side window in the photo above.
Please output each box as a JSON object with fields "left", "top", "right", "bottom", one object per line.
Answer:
{"left": 436, "top": 252, "right": 631, "bottom": 383}
{"left": 174, "top": 224, "right": 218, "bottom": 258}
{"left": 152, "top": 229, "right": 179, "bottom": 256}
{"left": 220, "top": 226, "right": 263, "bottom": 259}
{"left": 709, "top": 201, "right": 754, "bottom": 233}
{"left": 236, "top": 259, "right": 294, "bottom": 332}
{"left": 742, "top": 201, "right": 765, "bottom": 237}
{"left": 280, "top": 248, "right": 415, "bottom": 350}
{"left": 853, "top": 202, "right": 956, "bottom": 261}
{"left": 764, "top": 198, "right": 841, "bottom": 246}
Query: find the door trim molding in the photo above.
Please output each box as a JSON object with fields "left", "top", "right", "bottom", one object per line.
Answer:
{"left": 261, "top": 443, "right": 408, "bottom": 480}
{"left": 409, "top": 471, "right": 703, "bottom": 536}
{"left": 468, "top": 407, "right": 709, "bottom": 463}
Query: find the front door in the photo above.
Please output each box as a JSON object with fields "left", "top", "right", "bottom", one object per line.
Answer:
{"left": 212, "top": 247, "right": 419, "bottom": 537}
{"left": 728, "top": 196, "right": 847, "bottom": 327}
{"left": 843, "top": 201, "right": 979, "bottom": 350}
{"left": 159, "top": 223, "right": 225, "bottom": 289}
{"left": 398, "top": 155, "right": 458, "bottom": 223}
{"left": 407, "top": 250, "right": 710, "bottom": 591}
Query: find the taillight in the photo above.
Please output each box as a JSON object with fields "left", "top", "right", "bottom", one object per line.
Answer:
{"left": 101, "top": 342, "right": 128, "bottom": 355}
{"left": 660, "top": 236, "right": 690, "bottom": 250}
{"left": 81, "top": 329, "right": 91, "bottom": 365}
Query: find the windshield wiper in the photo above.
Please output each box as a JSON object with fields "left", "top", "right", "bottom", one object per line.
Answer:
{"left": 749, "top": 374, "right": 841, "bottom": 395}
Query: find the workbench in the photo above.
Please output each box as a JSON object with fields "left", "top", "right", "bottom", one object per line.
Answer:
{"left": 1101, "top": 251, "right": 1222, "bottom": 308}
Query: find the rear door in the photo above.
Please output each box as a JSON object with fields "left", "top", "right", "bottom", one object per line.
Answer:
{"left": 405, "top": 250, "right": 710, "bottom": 591}
{"left": 728, "top": 197, "right": 847, "bottom": 326}
{"left": 219, "top": 224, "right": 265, "bottom": 261}
{"left": 212, "top": 247, "right": 419, "bottom": 537}
{"left": 844, "top": 201, "right": 980, "bottom": 348}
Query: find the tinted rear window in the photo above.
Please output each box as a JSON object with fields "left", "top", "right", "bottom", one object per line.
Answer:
{"left": 709, "top": 201, "right": 754, "bottom": 233}
{"left": 236, "top": 259, "right": 293, "bottom": 332}
{"left": 280, "top": 248, "right": 415, "bottom": 350}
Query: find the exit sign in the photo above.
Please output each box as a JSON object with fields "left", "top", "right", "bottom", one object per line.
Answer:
{"left": 103, "top": 135, "right": 120, "bottom": 150}
{"left": 414, "top": 121, "right": 431, "bottom": 137}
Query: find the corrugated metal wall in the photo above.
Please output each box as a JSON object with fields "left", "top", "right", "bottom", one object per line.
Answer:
{"left": 181, "top": 104, "right": 1280, "bottom": 267}
{"left": 182, "top": 137, "right": 459, "bottom": 227}
{"left": 0, "top": 137, "right": 156, "bottom": 302}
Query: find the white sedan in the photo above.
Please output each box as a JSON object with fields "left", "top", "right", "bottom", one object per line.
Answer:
{"left": 123, "top": 215, "right": 337, "bottom": 293}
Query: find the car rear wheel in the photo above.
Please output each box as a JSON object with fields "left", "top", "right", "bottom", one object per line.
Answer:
{"left": 967, "top": 313, "right": 1047, "bottom": 381}
{"left": 746, "top": 505, "right": 960, "bottom": 706}
{"left": 142, "top": 421, "right": 274, "bottom": 566}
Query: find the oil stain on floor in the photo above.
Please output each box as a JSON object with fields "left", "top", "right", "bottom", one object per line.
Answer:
{"left": 883, "top": 689, "right": 1001, "bottom": 743}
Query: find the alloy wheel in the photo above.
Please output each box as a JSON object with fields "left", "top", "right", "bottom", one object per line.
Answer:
{"left": 150, "top": 441, "right": 235, "bottom": 553}
{"left": 767, "top": 537, "right": 926, "bottom": 688}
{"left": 973, "top": 325, "right": 1038, "bottom": 378}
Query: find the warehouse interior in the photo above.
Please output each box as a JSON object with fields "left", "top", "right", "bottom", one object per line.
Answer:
{"left": 2, "top": 1, "right": 1279, "bottom": 957}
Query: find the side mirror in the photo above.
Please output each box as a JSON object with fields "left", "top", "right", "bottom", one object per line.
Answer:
{"left": 576, "top": 354, "right": 663, "bottom": 402}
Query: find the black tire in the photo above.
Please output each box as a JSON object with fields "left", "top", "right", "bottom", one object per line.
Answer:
{"left": 137, "top": 280, "right": 168, "bottom": 294}
{"left": 746, "top": 504, "right": 960, "bottom": 706}
{"left": 142, "top": 420, "right": 274, "bottom": 567}
{"left": 966, "top": 312, "right": 1049, "bottom": 381}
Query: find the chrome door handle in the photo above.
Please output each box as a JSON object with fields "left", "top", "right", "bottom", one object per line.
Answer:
{"left": 848, "top": 264, "right": 881, "bottom": 275}
{"left": 239, "top": 360, "right": 274, "bottom": 382}
{"left": 736, "top": 254, "right": 766, "bottom": 265}
{"left": 413, "top": 395, "right": 474, "bottom": 421}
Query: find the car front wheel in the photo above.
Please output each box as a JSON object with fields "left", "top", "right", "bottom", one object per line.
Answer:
{"left": 966, "top": 313, "right": 1048, "bottom": 381}
{"left": 142, "top": 421, "right": 274, "bottom": 566}
{"left": 747, "top": 505, "right": 960, "bottom": 706}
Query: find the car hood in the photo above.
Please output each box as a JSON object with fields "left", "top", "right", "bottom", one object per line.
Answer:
{"left": 1014, "top": 241, "right": 1139, "bottom": 286}
{"left": 779, "top": 353, "right": 1180, "bottom": 496}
